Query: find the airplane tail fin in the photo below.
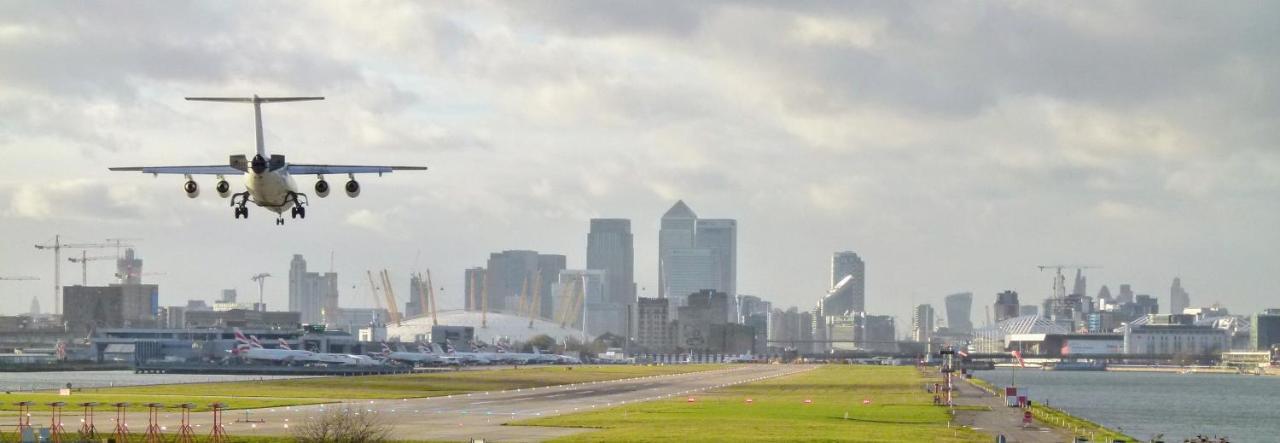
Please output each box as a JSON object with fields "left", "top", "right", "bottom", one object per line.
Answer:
{"left": 184, "top": 95, "right": 324, "bottom": 156}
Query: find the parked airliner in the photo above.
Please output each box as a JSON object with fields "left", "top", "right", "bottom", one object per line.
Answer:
{"left": 110, "top": 96, "right": 427, "bottom": 225}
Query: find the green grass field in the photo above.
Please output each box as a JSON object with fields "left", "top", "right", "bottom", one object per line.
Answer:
{"left": 0, "top": 365, "right": 724, "bottom": 413}
{"left": 514, "top": 365, "right": 987, "bottom": 442}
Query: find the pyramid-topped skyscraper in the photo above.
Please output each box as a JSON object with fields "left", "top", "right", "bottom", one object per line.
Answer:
{"left": 658, "top": 201, "right": 736, "bottom": 320}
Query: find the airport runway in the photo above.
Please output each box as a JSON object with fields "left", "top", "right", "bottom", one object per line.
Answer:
{"left": 17, "top": 365, "right": 810, "bottom": 442}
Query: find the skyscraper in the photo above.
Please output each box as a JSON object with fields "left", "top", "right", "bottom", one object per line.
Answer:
{"left": 912, "top": 304, "right": 934, "bottom": 343}
{"left": 831, "top": 251, "right": 865, "bottom": 293}
{"left": 820, "top": 274, "right": 864, "bottom": 316}
{"left": 944, "top": 292, "right": 973, "bottom": 334}
{"left": 663, "top": 248, "right": 719, "bottom": 309}
{"left": 1170, "top": 277, "right": 1190, "bottom": 315}
{"left": 536, "top": 255, "right": 566, "bottom": 319}
{"left": 658, "top": 201, "right": 736, "bottom": 316}
{"left": 1116, "top": 284, "right": 1135, "bottom": 304}
{"left": 658, "top": 201, "right": 697, "bottom": 299}
{"left": 552, "top": 269, "right": 611, "bottom": 333}
{"left": 695, "top": 219, "right": 737, "bottom": 300}
{"left": 1070, "top": 269, "right": 1087, "bottom": 297}
{"left": 288, "top": 254, "right": 338, "bottom": 325}
{"left": 481, "top": 250, "right": 565, "bottom": 317}
{"left": 1096, "top": 285, "right": 1113, "bottom": 305}
{"left": 116, "top": 248, "right": 144, "bottom": 285}
{"left": 587, "top": 218, "right": 635, "bottom": 307}
{"left": 994, "top": 290, "right": 1020, "bottom": 322}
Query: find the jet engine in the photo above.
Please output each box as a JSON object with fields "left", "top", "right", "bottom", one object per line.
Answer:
{"left": 183, "top": 180, "right": 199, "bottom": 198}
{"left": 344, "top": 180, "right": 360, "bottom": 198}
{"left": 314, "top": 179, "right": 330, "bottom": 198}
{"left": 215, "top": 180, "right": 231, "bottom": 198}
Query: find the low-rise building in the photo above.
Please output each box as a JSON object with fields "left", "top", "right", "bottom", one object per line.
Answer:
{"left": 1123, "top": 322, "right": 1230, "bottom": 356}
{"left": 63, "top": 284, "right": 159, "bottom": 335}
{"left": 635, "top": 298, "right": 675, "bottom": 353}
{"left": 184, "top": 309, "right": 301, "bottom": 330}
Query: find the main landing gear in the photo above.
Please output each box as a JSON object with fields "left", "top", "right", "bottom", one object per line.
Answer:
{"left": 287, "top": 191, "right": 308, "bottom": 221}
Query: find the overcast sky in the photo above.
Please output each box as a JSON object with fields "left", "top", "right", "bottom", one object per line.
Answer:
{"left": 1, "top": 2, "right": 1276, "bottom": 328}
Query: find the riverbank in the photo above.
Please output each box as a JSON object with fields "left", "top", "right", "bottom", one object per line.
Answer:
{"left": 965, "top": 376, "right": 1133, "bottom": 442}
{"left": 1107, "top": 365, "right": 1275, "bottom": 375}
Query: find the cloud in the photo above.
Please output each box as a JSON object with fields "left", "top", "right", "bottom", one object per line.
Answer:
{"left": 4, "top": 179, "right": 146, "bottom": 221}
{"left": 0, "top": 1, "right": 1277, "bottom": 320}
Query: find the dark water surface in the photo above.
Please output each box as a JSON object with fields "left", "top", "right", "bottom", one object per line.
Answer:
{"left": 976, "top": 368, "right": 1280, "bottom": 442}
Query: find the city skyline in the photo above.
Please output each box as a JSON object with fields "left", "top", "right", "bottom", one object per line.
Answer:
{"left": 1, "top": 2, "right": 1277, "bottom": 328}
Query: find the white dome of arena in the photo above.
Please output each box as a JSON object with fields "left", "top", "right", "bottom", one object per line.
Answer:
{"left": 388, "top": 310, "right": 593, "bottom": 343}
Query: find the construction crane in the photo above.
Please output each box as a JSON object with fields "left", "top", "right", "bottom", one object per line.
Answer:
{"left": 1036, "top": 265, "right": 1102, "bottom": 299}
{"left": 115, "top": 271, "right": 165, "bottom": 280}
{"left": 104, "top": 238, "right": 143, "bottom": 258}
{"left": 365, "top": 270, "right": 385, "bottom": 311}
{"left": 67, "top": 252, "right": 115, "bottom": 286}
{"left": 0, "top": 276, "right": 39, "bottom": 282}
{"left": 380, "top": 270, "right": 402, "bottom": 326}
{"left": 250, "top": 273, "right": 272, "bottom": 309}
{"left": 34, "top": 235, "right": 133, "bottom": 315}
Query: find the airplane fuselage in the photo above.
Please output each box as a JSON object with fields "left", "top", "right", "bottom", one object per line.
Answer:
{"left": 244, "top": 167, "right": 298, "bottom": 214}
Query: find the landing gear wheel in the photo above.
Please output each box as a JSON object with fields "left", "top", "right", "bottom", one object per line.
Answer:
{"left": 297, "top": 206, "right": 306, "bottom": 219}
{"left": 276, "top": 218, "right": 284, "bottom": 226}
{"left": 233, "top": 206, "right": 248, "bottom": 219}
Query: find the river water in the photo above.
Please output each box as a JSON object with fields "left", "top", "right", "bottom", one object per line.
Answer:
{"left": 974, "top": 368, "right": 1280, "bottom": 442}
{"left": 0, "top": 370, "right": 305, "bottom": 391}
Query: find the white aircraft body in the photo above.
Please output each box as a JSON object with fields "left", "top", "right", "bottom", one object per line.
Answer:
{"left": 433, "top": 342, "right": 490, "bottom": 365}
{"left": 380, "top": 343, "right": 447, "bottom": 366}
{"left": 110, "top": 96, "right": 427, "bottom": 225}
{"left": 233, "top": 331, "right": 314, "bottom": 363}
{"left": 346, "top": 354, "right": 382, "bottom": 366}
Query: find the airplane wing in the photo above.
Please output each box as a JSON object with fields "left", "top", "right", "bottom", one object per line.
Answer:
{"left": 109, "top": 165, "right": 241, "bottom": 175}
{"left": 286, "top": 164, "right": 428, "bottom": 175}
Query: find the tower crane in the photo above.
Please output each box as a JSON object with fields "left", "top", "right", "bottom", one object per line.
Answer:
{"left": 365, "top": 270, "right": 385, "bottom": 311}
{"left": 67, "top": 252, "right": 116, "bottom": 286}
{"left": 104, "top": 238, "right": 143, "bottom": 258}
{"left": 250, "top": 273, "right": 272, "bottom": 310}
{"left": 0, "top": 276, "right": 39, "bottom": 281}
{"left": 34, "top": 235, "right": 134, "bottom": 315}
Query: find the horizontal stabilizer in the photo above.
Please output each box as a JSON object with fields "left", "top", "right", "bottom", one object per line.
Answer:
{"left": 185, "top": 96, "right": 324, "bottom": 103}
